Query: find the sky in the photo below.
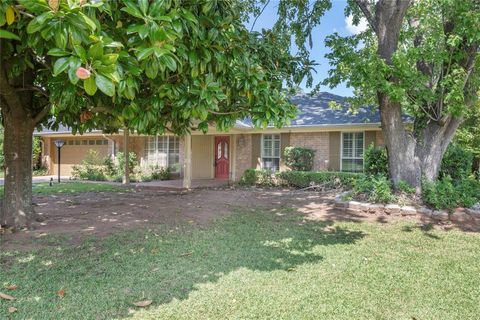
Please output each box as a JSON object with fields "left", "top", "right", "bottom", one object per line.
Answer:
{"left": 246, "top": 1, "right": 368, "bottom": 97}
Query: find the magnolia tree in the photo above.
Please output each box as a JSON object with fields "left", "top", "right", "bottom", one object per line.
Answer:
{"left": 269, "top": 0, "right": 480, "bottom": 189}
{"left": 0, "top": 0, "right": 313, "bottom": 229}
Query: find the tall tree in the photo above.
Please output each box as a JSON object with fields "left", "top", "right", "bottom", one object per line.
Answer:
{"left": 270, "top": 0, "right": 480, "bottom": 188}
{"left": 0, "top": 0, "right": 311, "bottom": 229}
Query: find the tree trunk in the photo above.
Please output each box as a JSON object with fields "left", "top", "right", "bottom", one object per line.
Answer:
{"left": 1, "top": 114, "right": 35, "bottom": 229}
{"left": 379, "top": 93, "right": 419, "bottom": 187}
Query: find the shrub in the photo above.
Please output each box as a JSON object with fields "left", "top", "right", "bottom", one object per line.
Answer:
{"left": 240, "top": 169, "right": 275, "bottom": 186}
{"left": 422, "top": 176, "right": 480, "bottom": 211}
{"left": 151, "top": 166, "right": 171, "bottom": 181}
{"left": 116, "top": 152, "right": 138, "bottom": 175}
{"left": 32, "top": 136, "right": 42, "bottom": 169}
{"left": 276, "top": 171, "right": 361, "bottom": 189}
{"left": 422, "top": 176, "right": 459, "bottom": 210}
{"left": 440, "top": 144, "right": 473, "bottom": 181}
{"left": 284, "top": 146, "right": 315, "bottom": 171}
{"left": 240, "top": 169, "right": 257, "bottom": 186}
{"left": 353, "top": 174, "right": 396, "bottom": 203}
{"left": 71, "top": 150, "right": 107, "bottom": 181}
{"left": 364, "top": 143, "right": 388, "bottom": 176}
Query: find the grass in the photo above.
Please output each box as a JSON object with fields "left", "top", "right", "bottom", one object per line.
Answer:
{"left": 0, "top": 181, "right": 126, "bottom": 197}
{"left": 1, "top": 208, "right": 480, "bottom": 319}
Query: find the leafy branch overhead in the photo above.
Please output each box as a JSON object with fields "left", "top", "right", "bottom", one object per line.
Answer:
{"left": 0, "top": 0, "right": 315, "bottom": 135}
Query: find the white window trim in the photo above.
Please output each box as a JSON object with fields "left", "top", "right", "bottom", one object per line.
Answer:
{"left": 261, "top": 134, "right": 281, "bottom": 171}
{"left": 340, "top": 131, "right": 365, "bottom": 172}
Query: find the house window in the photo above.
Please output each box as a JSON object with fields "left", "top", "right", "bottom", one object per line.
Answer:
{"left": 145, "top": 136, "right": 180, "bottom": 172}
{"left": 341, "top": 132, "right": 364, "bottom": 172}
{"left": 262, "top": 134, "right": 280, "bottom": 171}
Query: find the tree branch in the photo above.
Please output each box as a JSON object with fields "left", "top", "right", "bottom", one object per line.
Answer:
{"left": 354, "top": 0, "right": 378, "bottom": 34}
{"left": 33, "top": 104, "right": 51, "bottom": 125}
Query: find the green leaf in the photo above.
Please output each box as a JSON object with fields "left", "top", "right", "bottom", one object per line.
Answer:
{"left": 0, "top": 29, "right": 20, "bottom": 41}
{"left": 161, "top": 55, "right": 177, "bottom": 72}
{"left": 88, "top": 42, "right": 104, "bottom": 60}
{"left": 138, "top": 0, "right": 149, "bottom": 15}
{"left": 95, "top": 74, "right": 115, "bottom": 97}
{"left": 74, "top": 45, "right": 87, "bottom": 60}
{"left": 181, "top": 10, "right": 197, "bottom": 24}
{"left": 84, "top": 76, "right": 97, "bottom": 95}
{"left": 48, "top": 48, "right": 70, "bottom": 57}
{"left": 121, "top": 0, "right": 144, "bottom": 19}
{"left": 27, "top": 12, "right": 54, "bottom": 34}
{"left": 137, "top": 47, "right": 154, "bottom": 61}
{"left": 53, "top": 57, "right": 70, "bottom": 76}
{"left": 79, "top": 12, "right": 97, "bottom": 31}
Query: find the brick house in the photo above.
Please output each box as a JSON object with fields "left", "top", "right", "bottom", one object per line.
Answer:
{"left": 36, "top": 92, "right": 385, "bottom": 186}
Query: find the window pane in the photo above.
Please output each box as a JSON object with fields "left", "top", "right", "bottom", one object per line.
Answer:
{"left": 355, "top": 133, "right": 364, "bottom": 158}
{"left": 262, "top": 158, "right": 280, "bottom": 172}
{"left": 342, "top": 159, "right": 363, "bottom": 172}
{"left": 224, "top": 142, "right": 228, "bottom": 159}
{"left": 217, "top": 143, "right": 222, "bottom": 159}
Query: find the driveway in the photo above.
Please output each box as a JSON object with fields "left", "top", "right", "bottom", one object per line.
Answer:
{"left": 0, "top": 175, "right": 71, "bottom": 186}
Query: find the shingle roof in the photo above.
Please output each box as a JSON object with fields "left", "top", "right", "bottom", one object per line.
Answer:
{"left": 238, "top": 92, "right": 381, "bottom": 128}
{"left": 288, "top": 92, "right": 380, "bottom": 126}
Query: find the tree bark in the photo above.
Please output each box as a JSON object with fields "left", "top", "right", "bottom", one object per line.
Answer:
{"left": 1, "top": 113, "right": 35, "bottom": 229}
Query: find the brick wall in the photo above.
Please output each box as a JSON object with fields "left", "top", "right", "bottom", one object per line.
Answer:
{"left": 376, "top": 130, "right": 385, "bottom": 146}
{"left": 235, "top": 134, "right": 252, "bottom": 180}
{"left": 289, "top": 132, "right": 330, "bottom": 171}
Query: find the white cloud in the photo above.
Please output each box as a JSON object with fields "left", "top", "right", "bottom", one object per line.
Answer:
{"left": 345, "top": 15, "right": 368, "bottom": 35}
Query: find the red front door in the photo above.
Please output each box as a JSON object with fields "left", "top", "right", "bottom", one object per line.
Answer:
{"left": 214, "top": 136, "right": 230, "bottom": 179}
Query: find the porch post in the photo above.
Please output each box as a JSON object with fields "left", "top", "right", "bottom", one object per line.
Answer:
{"left": 183, "top": 133, "right": 192, "bottom": 189}
{"left": 122, "top": 128, "right": 130, "bottom": 185}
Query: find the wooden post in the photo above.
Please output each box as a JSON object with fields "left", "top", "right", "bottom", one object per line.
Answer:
{"left": 122, "top": 128, "right": 130, "bottom": 185}
{"left": 183, "top": 133, "right": 192, "bottom": 189}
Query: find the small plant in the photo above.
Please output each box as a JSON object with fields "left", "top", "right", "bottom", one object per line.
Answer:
{"left": 284, "top": 146, "right": 315, "bottom": 171}
{"left": 353, "top": 174, "right": 395, "bottom": 203}
{"left": 440, "top": 144, "right": 474, "bottom": 181}
{"left": 397, "top": 180, "right": 416, "bottom": 194}
{"left": 240, "top": 169, "right": 275, "bottom": 187}
{"left": 150, "top": 165, "right": 171, "bottom": 181}
{"left": 364, "top": 143, "right": 388, "bottom": 176}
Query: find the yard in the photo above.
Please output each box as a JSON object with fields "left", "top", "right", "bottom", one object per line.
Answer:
{"left": 1, "top": 185, "right": 480, "bottom": 319}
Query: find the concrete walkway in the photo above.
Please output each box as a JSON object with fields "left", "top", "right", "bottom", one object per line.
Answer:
{"left": 0, "top": 175, "right": 71, "bottom": 186}
{"left": 133, "top": 179, "right": 229, "bottom": 190}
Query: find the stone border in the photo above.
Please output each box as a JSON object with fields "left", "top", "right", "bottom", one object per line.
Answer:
{"left": 334, "top": 192, "right": 480, "bottom": 222}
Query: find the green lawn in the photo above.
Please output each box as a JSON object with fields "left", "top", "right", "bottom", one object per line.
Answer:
{"left": 0, "top": 181, "right": 125, "bottom": 197}
{"left": 1, "top": 208, "right": 480, "bottom": 319}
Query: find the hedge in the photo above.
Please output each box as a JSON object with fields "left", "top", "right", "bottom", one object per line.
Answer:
{"left": 276, "top": 171, "right": 362, "bottom": 189}
{"left": 240, "top": 169, "right": 363, "bottom": 189}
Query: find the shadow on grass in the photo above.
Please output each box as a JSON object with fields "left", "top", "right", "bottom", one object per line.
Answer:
{"left": 0, "top": 209, "right": 365, "bottom": 319}
{"left": 402, "top": 223, "right": 441, "bottom": 240}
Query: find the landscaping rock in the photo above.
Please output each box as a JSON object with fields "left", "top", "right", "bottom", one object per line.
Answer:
{"left": 417, "top": 207, "right": 433, "bottom": 217}
{"left": 384, "top": 204, "right": 401, "bottom": 215}
{"left": 359, "top": 202, "right": 372, "bottom": 212}
{"left": 450, "top": 209, "right": 472, "bottom": 223}
{"left": 367, "top": 204, "right": 384, "bottom": 214}
{"left": 431, "top": 210, "right": 449, "bottom": 221}
{"left": 466, "top": 208, "right": 480, "bottom": 220}
{"left": 401, "top": 206, "right": 417, "bottom": 216}
{"left": 347, "top": 201, "right": 362, "bottom": 211}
